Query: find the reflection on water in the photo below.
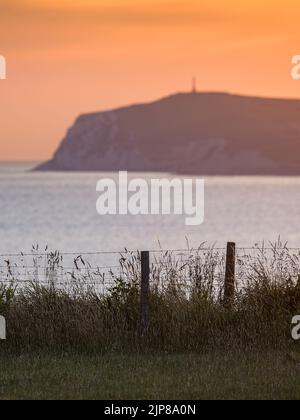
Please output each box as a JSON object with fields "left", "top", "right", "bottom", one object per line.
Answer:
{"left": 0, "top": 162, "right": 300, "bottom": 254}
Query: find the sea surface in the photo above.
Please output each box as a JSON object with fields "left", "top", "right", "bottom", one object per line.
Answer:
{"left": 0, "top": 162, "right": 300, "bottom": 256}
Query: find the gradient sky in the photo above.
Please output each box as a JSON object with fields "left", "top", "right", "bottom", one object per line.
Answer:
{"left": 1, "top": 0, "right": 300, "bottom": 161}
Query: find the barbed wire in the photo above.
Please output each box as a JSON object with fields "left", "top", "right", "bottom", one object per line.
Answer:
{"left": 1, "top": 245, "right": 300, "bottom": 293}
{"left": 1, "top": 246, "right": 299, "bottom": 259}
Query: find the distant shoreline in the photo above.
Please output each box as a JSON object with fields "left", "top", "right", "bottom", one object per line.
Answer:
{"left": 2, "top": 161, "right": 300, "bottom": 177}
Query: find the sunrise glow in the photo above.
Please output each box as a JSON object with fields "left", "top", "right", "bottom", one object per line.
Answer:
{"left": 1, "top": 0, "right": 300, "bottom": 160}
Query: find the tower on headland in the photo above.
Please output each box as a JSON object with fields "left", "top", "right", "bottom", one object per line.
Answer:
{"left": 192, "top": 77, "right": 197, "bottom": 93}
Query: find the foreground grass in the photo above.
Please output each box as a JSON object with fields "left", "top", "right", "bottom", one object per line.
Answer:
{"left": 0, "top": 351, "right": 300, "bottom": 400}
{"left": 1, "top": 243, "right": 300, "bottom": 353}
{"left": 0, "top": 245, "right": 300, "bottom": 399}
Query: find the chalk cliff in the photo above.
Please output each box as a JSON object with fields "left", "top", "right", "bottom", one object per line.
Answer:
{"left": 36, "top": 92, "right": 300, "bottom": 174}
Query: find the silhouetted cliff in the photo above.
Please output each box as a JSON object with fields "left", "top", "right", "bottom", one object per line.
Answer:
{"left": 36, "top": 92, "right": 300, "bottom": 174}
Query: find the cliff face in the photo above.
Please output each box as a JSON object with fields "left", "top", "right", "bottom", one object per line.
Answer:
{"left": 36, "top": 92, "right": 300, "bottom": 174}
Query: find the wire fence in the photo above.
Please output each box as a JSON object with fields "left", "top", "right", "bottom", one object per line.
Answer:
{"left": 1, "top": 243, "right": 300, "bottom": 296}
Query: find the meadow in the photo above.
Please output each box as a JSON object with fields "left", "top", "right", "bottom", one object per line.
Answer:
{"left": 0, "top": 242, "right": 300, "bottom": 399}
{"left": 1, "top": 352, "right": 300, "bottom": 400}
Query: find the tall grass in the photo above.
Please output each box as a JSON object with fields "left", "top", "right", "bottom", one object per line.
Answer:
{"left": 0, "top": 242, "right": 300, "bottom": 354}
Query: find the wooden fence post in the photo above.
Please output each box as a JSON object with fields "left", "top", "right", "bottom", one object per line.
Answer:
{"left": 140, "top": 251, "right": 150, "bottom": 333}
{"left": 224, "top": 242, "right": 236, "bottom": 307}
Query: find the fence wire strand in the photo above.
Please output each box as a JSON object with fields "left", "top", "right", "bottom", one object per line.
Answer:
{"left": 0, "top": 244, "right": 299, "bottom": 296}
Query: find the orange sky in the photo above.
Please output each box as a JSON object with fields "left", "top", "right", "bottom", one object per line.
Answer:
{"left": 1, "top": 0, "right": 300, "bottom": 161}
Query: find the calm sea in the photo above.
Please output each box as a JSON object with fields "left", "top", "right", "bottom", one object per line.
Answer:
{"left": 0, "top": 162, "right": 300, "bottom": 255}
